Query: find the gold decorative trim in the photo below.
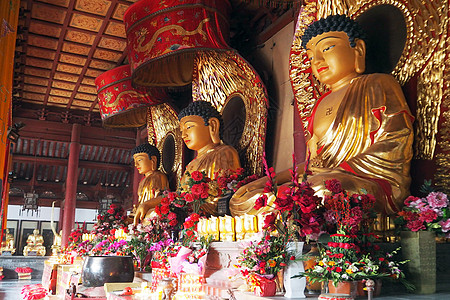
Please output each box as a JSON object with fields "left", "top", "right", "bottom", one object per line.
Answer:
{"left": 435, "top": 12, "right": 450, "bottom": 195}
{"left": 147, "top": 103, "right": 183, "bottom": 183}
{"left": 192, "top": 51, "right": 269, "bottom": 176}
{"left": 289, "top": 0, "right": 446, "bottom": 159}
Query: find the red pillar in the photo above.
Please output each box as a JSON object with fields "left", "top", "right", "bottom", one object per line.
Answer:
{"left": 132, "top": 130, "right": 141, "bottom": 207}
{"left": 61, "top": 123, "right": 81, "bottom": 247}
{"left": 293, "top": 107, "right": 306, "bottom": 163}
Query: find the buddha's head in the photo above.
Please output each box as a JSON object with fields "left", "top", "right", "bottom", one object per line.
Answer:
{"left": 302, "top": 15, "right": 367, "bottom": 90}
{"left": 178, "top": 101, "right": 224, "bottom": 152}
{"left": 131, "top": 143, "right": 161, "bottom": 176}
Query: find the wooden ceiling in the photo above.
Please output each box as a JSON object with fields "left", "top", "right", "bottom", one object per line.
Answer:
{"left": 13, "top": 0, "right": 134, "bottom": 119}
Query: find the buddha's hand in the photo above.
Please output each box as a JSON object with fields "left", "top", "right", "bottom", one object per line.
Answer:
{"left": 133, "top": 201, "right": 154, "bottom": 225}
{"left": 232, "top": 176, "right": 268, "bottom": 200}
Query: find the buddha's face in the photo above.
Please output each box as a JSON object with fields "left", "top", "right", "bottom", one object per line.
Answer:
{"left": 306, "top": 31, "right": 361, "bottom": 90}
{"left": 133, "top": 153, "right": 156, "bottom": 175}
{"left": 180, "top": 115, "right": 213, "bottom": 152}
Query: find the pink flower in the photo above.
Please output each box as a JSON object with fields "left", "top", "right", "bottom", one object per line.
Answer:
{"left": 426, "top": 192, "right": 448, "bottom": 209}
{"left": 440, "top": 219, "right": 450, "bottom": 232}
{"left": 404, "top": 195, "right": 420, "bottom": 206}
{"left": 324, "top": 210, "right": 337, "bottom": 223}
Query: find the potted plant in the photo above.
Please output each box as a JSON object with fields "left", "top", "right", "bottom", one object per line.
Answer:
{"left": 394, "top": 182, "right": 449, "bottom": 294}
{"left": 235, "top": 233, "right": 289, "bottom": 297}
{"left": 252, "top": 155, "right": 324, "bottom": 298}
{"left": 301, "top": 179, "right": 411, "bottom": 296}
{"left": 127, "top": 216, "right": 171, "bottom": 272}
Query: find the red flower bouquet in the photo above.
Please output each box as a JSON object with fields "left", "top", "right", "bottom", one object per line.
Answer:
{"left": 395, "top": 189, "right": 450, "bottom": 237}
{"left": 301, "top": 179, "right": 411, "bottom": 290}
{"left": 255, "top": 154, "right": 324, "bottom": 242}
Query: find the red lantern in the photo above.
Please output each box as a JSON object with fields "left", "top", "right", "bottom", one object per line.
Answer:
{"left": 124, "top": 0, "right": 231, "bottom": 87}
{"left": 95, "top": 65, "right": 164, "bottom": 127}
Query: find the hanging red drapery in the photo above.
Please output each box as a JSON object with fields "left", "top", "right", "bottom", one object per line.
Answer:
{"left": 124, "top": 0, "right": 232, "bottom": 87}
{"left": 95, "top": 65, "right": 165, "bottom": 128}
{"left": 0, "top": 0, "right": 20, "bottom": 240}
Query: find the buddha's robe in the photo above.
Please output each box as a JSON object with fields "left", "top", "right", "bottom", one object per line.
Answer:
{"left": 182, "top": 143, "right": 241, "bottom": 215}
{"left": 230, "top": 74, "right": 413, "bottom": 216}
{"left": 138, "top": 170, "right": 169, "bottom": 204}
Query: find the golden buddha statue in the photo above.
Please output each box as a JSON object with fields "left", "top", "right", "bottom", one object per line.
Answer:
{"left": 134, "top": 101, "right": 241, "bottom": 224}
{"left": 230, "top": 14, "right": 413, "bottom": 216}
{"left": 219, "top": 215, "right": 235, "bottom": 242}
{"left": 208, "top": 216, "right": 220, "bottom": 241}
{"left": 23, "top": 229, "right": 46, "bottom": 256}
{"left": 132, "top": 143, "right": 169, "bottom": 205}
{"left": 1, "top": 229, "right": 16, "bottom": 254}
{"left": 51, "top": 230, "right": 62, "bottom": 256}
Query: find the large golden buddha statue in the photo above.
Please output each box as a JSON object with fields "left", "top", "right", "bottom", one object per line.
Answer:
{"left": 132, "top": 143, "right": 169, "bottom": 205}
{"left": 134, "top": 101, "right": 241, "bottom": 224}
{"left": 230, "top": 15, "right": 414, "bottom": 216}
{"left": 23, "top": 229, "right": 46, "bottom": 256}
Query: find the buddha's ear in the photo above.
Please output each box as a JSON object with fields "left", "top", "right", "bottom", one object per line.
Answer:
{"left": 208, "top": 117, "right": 221, "bottom": 144}
{"left": 150, "top": 155, "right": 157, "bottom": 169}
{"left": 354, "top": 38, "right": 366, "bottom": 74}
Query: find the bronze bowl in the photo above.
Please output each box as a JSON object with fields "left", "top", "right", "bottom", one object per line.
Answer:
{"left": 81, "top": 256, "right": 134, "bottom": 287}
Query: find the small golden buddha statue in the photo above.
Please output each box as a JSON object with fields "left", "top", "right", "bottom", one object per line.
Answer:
{"left": 235, "top": 215, "right": 245, "bottom": 240}
{"left": 1, "top": 229, "right": 16, "bottom": 254}
{"left": 23, "top": 229, "right": 46, "bottom": 256}
{"left": 230, "top": 14, "right": 413, "bottom": 216}
{"left": 51, "top": 230, "right": 62, "bottom": 256}
{"left": 235, "top": 214, "right": 258, "bottom": 240}
{"left": 219, "top": 215, "right": 235, "bottom": 242}
{"left": 197, "top": 217, "right": 209, "bottom": 238}
{"left": 243, "top": 214, "right": 258, "bottom": 239}
{"left": 208, "top": 216, "right": 220, "bottom": 241}
{"left": 134, "top": 101, "right": 241, "bottom": 224}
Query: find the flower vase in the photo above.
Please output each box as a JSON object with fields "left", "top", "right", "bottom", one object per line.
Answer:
{"left": 254, "top": 278, "right": 277, "bottom": 297}
{"left": 328, "top": 280, "right": 358, "bottom": 298}
{"left": 284, "top": 242, "right": 306, "bottom": 298}
{"left": 304, "top": 244, "right": 321, "bottom": 294}
{"left": 400, "top": 231, "right": 436, "bottom": 294}
{"left": 276, "top": 269, "right": 284, "bottom": 293}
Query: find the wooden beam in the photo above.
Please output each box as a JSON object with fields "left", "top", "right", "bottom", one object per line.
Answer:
{"left": 13, "top": 117, "right": 136, "bottom": 148}
{"left": 13, "top": 154, "right": 133, "bottom": 172}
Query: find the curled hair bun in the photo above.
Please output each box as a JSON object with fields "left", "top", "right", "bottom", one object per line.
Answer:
{"left": 301, "top": 14, "right": 367, "bottom": 48}
{"left": 178, "top": 100, "right": 224, "bottom": 140}
{"left": 131, "top": 143, "right": 161, "bottom": 168}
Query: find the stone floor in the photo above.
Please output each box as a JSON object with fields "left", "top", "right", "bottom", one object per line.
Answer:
{"left": 1, "top": 279, "right": 450, "bottom": 300}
